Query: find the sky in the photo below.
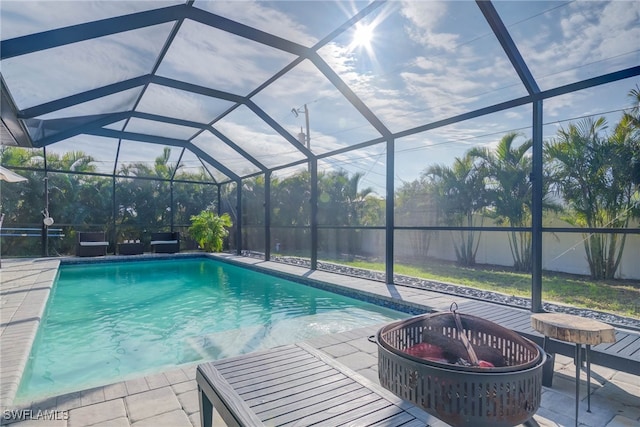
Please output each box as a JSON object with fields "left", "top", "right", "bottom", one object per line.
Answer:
{"left": 1, "top": 0, "right": 639, "bottom": 194}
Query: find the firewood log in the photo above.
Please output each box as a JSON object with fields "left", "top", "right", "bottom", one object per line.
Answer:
{"left": 422, "top": 328, "right": 506, "bottom": 367}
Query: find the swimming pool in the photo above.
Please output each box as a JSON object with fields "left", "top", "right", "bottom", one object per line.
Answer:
{"left": 16, "top": 258, "right": 408, "bottom": 402}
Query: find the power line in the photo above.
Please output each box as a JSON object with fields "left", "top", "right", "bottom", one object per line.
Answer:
{"left": 393, "top": 106, "right": 632, "bottom": 156}
{"left": 282, "top": 0, "right": 630, "bottom": 145}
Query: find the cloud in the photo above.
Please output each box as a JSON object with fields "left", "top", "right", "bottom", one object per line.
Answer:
{"left": 116, "top": 139, "right": 182, "bottom": 166}
{"left": 394, "top": 49, "right": 517, "bottom": 125}
{"left": 158, "top": 20, "right": 295, "bottom": 95}
{"left": 3, "top": 22, "right": 172, "bottom": 110}
{"left": 195, "top": 0, "right": 316, "bottom": 46}
{"left": 1, "top": 1, "right": 180, "bottom": 39}
{"left": 251, "top": 57, "right": 383, "bottom": 150}
{"left": 126, "top": 118, "right": 200, "bottom": 140}
{"left": 212, "top": 119, "right": 306, "bottom": 170}
{"left": 505, "top": 111, "right": 523, "bottom": 120}
{"left": 3, "top": 0, "right": 634, "bottom": 189}
{"left": 136, "top": 84, "right": 234, "bottom": 124}
{"left": 39, "top": 88, "right": 142, "bottom": 121}
{"left": 192, "top": 130, "right": 261, "bottom": 176}
{"left": 44, "top": 135, "right": 119, "bottom": 174}
{"left": 399, "top": 1, "right": 459, "bottom": 51}
{"left": 318, "top": 2, "right": 527, "bottom": 134}
{"left": 590, "top": 1, "right": 640, "bottom": 58}
{"left": 517, "top": 1, "right": 640, "bottom": 88}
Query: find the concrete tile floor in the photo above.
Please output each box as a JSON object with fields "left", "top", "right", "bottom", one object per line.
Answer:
{"left": 1, "top": 256, "right": 638, "bottom": 427}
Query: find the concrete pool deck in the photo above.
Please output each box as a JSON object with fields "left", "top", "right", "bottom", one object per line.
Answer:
{"left": 0, "top": 254, "right": 638, "bottom": 426}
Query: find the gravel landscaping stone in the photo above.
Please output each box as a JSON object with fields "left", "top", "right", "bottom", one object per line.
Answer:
{"left": 243, "top": 252, "right": 639, "bottom": 330}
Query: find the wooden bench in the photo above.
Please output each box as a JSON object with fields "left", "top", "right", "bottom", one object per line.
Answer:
{"left": 76, "top": 231, "right": 109, "bottom": 257}
{"left": 456, "top": 300, "right": 640, "bottom": 377}
{"left": 196, "top": 342, "right": 437, "bottom": 427}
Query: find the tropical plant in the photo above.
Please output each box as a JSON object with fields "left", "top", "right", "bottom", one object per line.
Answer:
{"left": 0, "top": 147, "right": 44, "bottom": 255}
{"left": 394, "top": 178, "right": 439, "bottom": 258}
{"left": 316, "top": 169, "right": 380, "bottom": 258}
{"left": 623, "top": 85, "right": 640, "bottom": 186}
{"left": 546, "top": 117, "right": 639, "bottom": 279}
{"left": 341, "top": 171, "right": 376, "bottom": 257}
{"left": 173, "top": 181, "right": 217, "bottom": 228}
{"left": 45, "top": 151, "right": 105, "bottom": 227}
{"left": 318, "top": 170, "right": 375, "bottom": 222}
{"left": 0, "top": 145, "right": 216, "bottom": 256}
{"left": 424, "top": 152, "right": 489, "bottom": 266}
{"left": 624, "top": 84, "right": 640, "bottom": 128}
{"left": 188, "top": 210, "right": 233, "bottom": 252}
{"left": 242, "top": 176, "right": 266, "bottom": 227}
{"left": 116, "top": 147, "right": 178, "bottom": 236}
{"left": 267, "top": 172, "right": 310, "bottom": 255}
{"left": 469, "top": 132, "right": 549, "bottom": 272}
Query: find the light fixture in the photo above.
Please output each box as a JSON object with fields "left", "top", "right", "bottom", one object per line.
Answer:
{"left": 42, "top": 207, "right": 54, "bottom": 226}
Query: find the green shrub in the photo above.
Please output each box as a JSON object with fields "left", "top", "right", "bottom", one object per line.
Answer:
{"left": 188, "top": 211, "right": 232, "bottom": 252}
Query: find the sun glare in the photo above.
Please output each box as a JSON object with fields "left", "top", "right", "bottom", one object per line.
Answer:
{"left": 352, "top": 23, "right": 374, "bottom": 49}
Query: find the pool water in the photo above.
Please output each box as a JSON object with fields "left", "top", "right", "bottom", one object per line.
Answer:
{"left": 17, "top": 258, "right": 407, "bottom": 401}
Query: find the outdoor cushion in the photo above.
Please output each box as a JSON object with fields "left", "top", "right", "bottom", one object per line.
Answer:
{"left": 79, "top": 241, "right": 109, "bottom": 246}
{"left": 150, "top": 240, "right": 178, "bottom": 245}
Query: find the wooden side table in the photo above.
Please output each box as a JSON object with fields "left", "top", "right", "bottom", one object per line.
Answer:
{"left": 531, "top": 312, "right": 616, "bottom": 427}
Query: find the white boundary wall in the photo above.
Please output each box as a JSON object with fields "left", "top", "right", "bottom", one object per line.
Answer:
{"left": 368, "top": 228, "right": 640, "bottom": 280}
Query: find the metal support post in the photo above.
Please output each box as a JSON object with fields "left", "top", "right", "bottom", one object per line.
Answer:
{"left": 265, "top": 172, "right": 271, "bottom": 261}
{"left": 385, "top": 138, "right": 395, "bottom": 284}
{"left": 531, "top": 100, "right": 543, "bottom": 312}
{"left": 236, "top": 180, "right": 242, "bottom": 255}
{"left": 310, "top": 158, "right": 318, "bottom": 270}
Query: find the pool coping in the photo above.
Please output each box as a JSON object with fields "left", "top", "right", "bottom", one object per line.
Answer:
{"left": 0, "top": 253, "right": 452, "bottom": 408}
{"left": 0, "top": 258, "right": 60, "bottom": 408}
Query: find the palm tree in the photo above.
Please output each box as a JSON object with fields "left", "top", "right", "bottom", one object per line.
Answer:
{"left": 469, "top": 133, "right": 534, "bottom": 271}
{"left": 624, "top": 84, "right": 640, "bottom": 128}
{"left": 344, "top": 172, "right": 374, "bottom": 225}
{"left": 315, "top": 170, "right": 376, "bottom": 259}
{"left": 46, "top": 151, "right": 101, "bottom": 226}
{"left": 343, "top": 171, "right": 374, "bottom": 257}
{"left": 394, "top": 178, "right": 439, "bottom": 259}
{"left": 424, "top": 152, "right": 488, "bottom": 266}
{"left": 240, "top": 176, "right": 265, "bottom": 249}
{"left": 116, "top": 148, "right": 177, "bottom": 239}
{"left": 154, "top": 147, "right": 176, "bottom": 179}
{"left": 623, "top": 85, "right": 640, "bottom": 186}
{"left": 270, "top": 172, "right": 311, "bottom": 254}
{"left": 546, "top": 117, "right": 637, "bottom": 279}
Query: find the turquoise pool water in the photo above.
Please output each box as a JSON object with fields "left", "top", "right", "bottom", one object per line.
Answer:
{"left": 17, "top": 258, "right": 407, "bottom": 401}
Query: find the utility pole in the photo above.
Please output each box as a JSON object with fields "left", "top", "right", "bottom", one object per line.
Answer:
{"left": 292, "top": 104, "right": 310, "bottom": 171}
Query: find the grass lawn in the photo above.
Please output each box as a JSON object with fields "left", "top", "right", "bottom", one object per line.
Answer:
{"left": 339, "top": 259, "right": 640, "bottom": 319}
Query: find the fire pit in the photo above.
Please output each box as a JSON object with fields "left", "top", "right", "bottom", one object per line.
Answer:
{"left": 377, "top": 304, "right": 546, "bottom": 427}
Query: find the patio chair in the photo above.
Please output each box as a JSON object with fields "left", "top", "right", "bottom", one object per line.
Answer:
{"left": 150, "top": 231, "right": 180, "bottom": 253}
{"left": 76, "top": 231, "right": 109, "bottom": 257}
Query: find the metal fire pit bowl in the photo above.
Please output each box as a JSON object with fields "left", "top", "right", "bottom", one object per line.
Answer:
{"left": 377, "top": 309, "right": 546, "bottom": 427}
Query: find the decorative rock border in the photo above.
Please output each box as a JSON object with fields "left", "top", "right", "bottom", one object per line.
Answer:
{"left": 242, "top": 252, "right": 640, "bottom": 330}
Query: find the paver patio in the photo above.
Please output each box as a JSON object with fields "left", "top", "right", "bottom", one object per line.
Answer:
{"left": 1, "top": 256, "right": 638, "bottom": 426}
